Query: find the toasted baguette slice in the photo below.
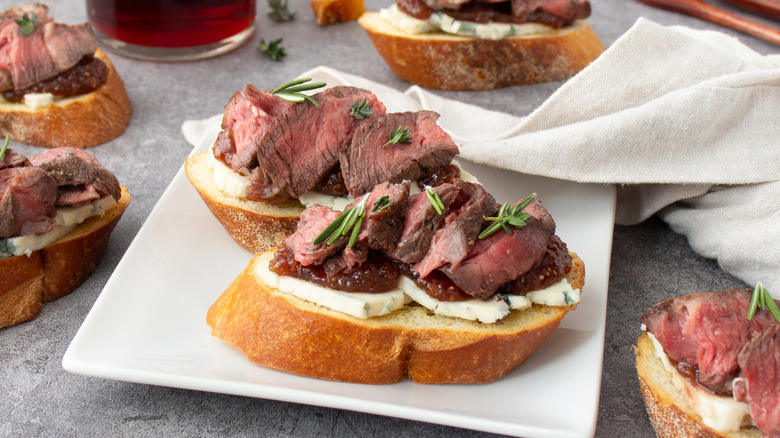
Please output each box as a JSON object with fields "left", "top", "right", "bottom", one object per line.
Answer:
{"left": 184, "top": 150, "right": 303, "bottom": 253}
{"left": 207, "top": 249, "right": 585, "bottom": 384}
{"left": 0, "top": 49, "right": 131, "bottom": 148}
{"left": 635, "top": 332, "right": 762, "bottom": 438}
{"left": 0, "top": 186, "right": 131, "bottom": 328}
{"left": 358, "top": 12, "right": 604, "bottom": 90}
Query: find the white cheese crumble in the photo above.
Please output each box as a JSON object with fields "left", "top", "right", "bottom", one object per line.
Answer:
{"left": 380, "top": 4, "right": 555, "bottom": 40}
{"left": 0, "top": 195, "right": 117, "bottom": 259}
{"left": 256, "top": 252, "right": 411, "bottom": 319}
{"left": 23, "top": 93, "right": 55, "bottom": 108}
{"left": 645, "top": 329, "right": 754, "bottom": 433}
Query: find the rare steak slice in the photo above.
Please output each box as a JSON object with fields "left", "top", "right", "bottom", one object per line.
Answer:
{"left": 323, "top": 181, "right": 411, "bottom": 273}
{"left": 249, "top": 86, "right": 386, "bottom": 202}
{"left": 0, "top": 4, "right": 97, "bottom": 92}
{"left": 441, "top": 215, "right": 552, "bottom": 299}
{"left": 641, "top": 288, "right": 780, "bottom": 395}
{"left": 391, "top": 182, "right": 460, "bottom": 264}
{"left": 341, "top": 111, "right": 459, "bottom": 198}
{"left": 413, "top": 180, "right": 496, "bottom": 278}
{"left": 212, "top": 84, "right": 292, "bottom": 173}
{"left": 0, "top": 166, "right": 58, "bottom": 238}
{"left": 283, "top": 205, "right": 347, "bottom": 266}
{"left": 736, "top": 325, "right": 780, "bottom": 437}
{"left": 360, "top": 181, "right": 410, "bottom": 252}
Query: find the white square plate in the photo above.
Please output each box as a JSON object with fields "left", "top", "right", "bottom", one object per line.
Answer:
{"left": 64, "top": 137, "right": 615, "bottom": 438}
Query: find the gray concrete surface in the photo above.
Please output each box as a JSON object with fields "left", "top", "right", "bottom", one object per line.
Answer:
{"left": 1, "top": 0, "right": 776, "bottom": 436}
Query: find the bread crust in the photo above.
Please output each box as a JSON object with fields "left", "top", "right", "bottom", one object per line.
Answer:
{"left": 634, "top": 332, "right": 762, "bottom": 438}
{"left": 358, "top": 12, "right": 604, "bottom": 90}
{"left": 184, "top": 150, "right": 303, "bottom": 253}
{"left": 0, "top": 186, "right": 131, "bottom": 328}
{"left": 207, "top": 249, "right": 585, "bottom": 384}
{"left": 0, "top": 49, "right": 131, "bottom": 148}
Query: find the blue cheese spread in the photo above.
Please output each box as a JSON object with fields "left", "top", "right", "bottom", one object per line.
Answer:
{"left": 380, "top": 4, "right": 556, "bottom": 40}
{"left": 0, "top": 195, "right": 117, "bottom": 259}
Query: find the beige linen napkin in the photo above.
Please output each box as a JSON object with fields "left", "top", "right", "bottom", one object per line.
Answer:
{"left": 182, "top": 18, "right": 780, "bottom": 295}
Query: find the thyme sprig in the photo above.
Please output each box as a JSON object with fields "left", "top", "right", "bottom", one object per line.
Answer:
{"left": 268, "top": 0, "right": 296, "bottom": 22}
{"left": 747, "top": 282, "right": 780, "bottom": 323}
{"left": 0, "top": 134, "right": 9, "bottom": 161}
{"left": 351, "top": 97, "right": 373, "bottom": 120}
{"left": 259, "top": 38, "right": 286, "bottom": 61}
{"left": 384, "top": 126, "right": 412, "bottom": 147}
{"left": 313, "top": 194, "right": 370, "bottom": 248}
{"left": 271, "top": 78, "right": 326, "bottom": 106}
{"left": 425, "top": 186, "right": 445, "bottom": 215}
{"left": 372, "top": 195, "right": 393, "bottom": 213}
{"left": 478, "top": 193, "right": 537, "bottom": 239}
{"left": 15, "top": 12, "right": 41, "bottom": 36}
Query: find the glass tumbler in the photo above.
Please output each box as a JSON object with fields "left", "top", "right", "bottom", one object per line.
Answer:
{"left": 86, "top": 0, "right": 256, "bottom": 61}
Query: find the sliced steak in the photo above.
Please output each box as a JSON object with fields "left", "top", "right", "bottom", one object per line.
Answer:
{"left": 341, "top": 110, "right": 458, "bottom": 198}
{"left": 212, "top": 84, "right": 292, "bottom": 172}
{"left": 30, "top": 148, "right": 121, "bottom": 205}
{"left": 413, "top": 180, "right": 496, "bottom": 278}
{"left": 0, "top": 148, "right": 31, "bottom": 169}
{"left": 0, "top": 4, "right": 97, "bottom": 92}
{"left": 737, "top": 326, "right": 780, "bottom": 437}
{"left": 391, "top": 183, "right": 460, "bottom": 263}
{"left": 360, "top": 181, "right": 410, "bottom": 252}
{"left": 0, "top": 166, "right": 57, "bottom": 238}
{"left": 323, "top": 241, "right": 369, "bottom": 274}
{"left": 501, "top": 234, "right": 571, "bottom": 294}
{"left": 43, "top": 22, "right": 96, "bottom": 72}
{"left": 321, "top": 181, "right": 411, "bottom": 273}
{"left": 641, "top": 288, "right": 780, "bottom": 395}
{"left": 441, "top": 215, "right": 551, "bottom": 299}
{"left": 283, "top": 204, "right": 348, "bottom": 266}
{"left": 249, "top": 86, "right": 386, "bottom": 202}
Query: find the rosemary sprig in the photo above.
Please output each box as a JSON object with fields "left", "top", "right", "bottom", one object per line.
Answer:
{"left": 372, "top": 195, "right": 393, "bottom": 213}
{"left": 384, "top": 126, "right": 412, "bottom": 147}
{"left": 351, "top": 97, "right": 373, "bottom": 120}
{"left": 313, "top": 194, "right": 370, "bottom": 247}
{"left": 258, "top": 38, "right": 286, "bottom": 61}
{"left": 268, "top": 0, "right": 296, "bottom": 22}
{"left": 0, "top": 134, "right": 9, "bottom": 161}
{"left": 478, "top": 193, "right": 537, "bottom": 239}
{"left": 15, "top": 12, "right": 41, "bottom": 36}
{"left": 747, "top": 282, "right": 780, "bottom": 323}
{"left": 424, "top": 186, "right": 445, "bottom": 215}
{"left": 271, "top": 77, "right": 326, "bottom": 106}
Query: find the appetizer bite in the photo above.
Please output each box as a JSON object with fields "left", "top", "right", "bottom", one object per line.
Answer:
{"left": 185, "top": 79, "right": 463, "bottom": 253}
{"left": 358, "top": 0, "right": 605, "bottom": 90}
{"left": 0, "top": 3, "right": 131, "bottom": 148}
{"left": 207, "top": 180, "right": 584, "bottom": 383}
{"left": 636, "top": 285, "right": 780, "bottom": 437}
{"left": 0, "top": 139, "right": 131, "bottom": 328}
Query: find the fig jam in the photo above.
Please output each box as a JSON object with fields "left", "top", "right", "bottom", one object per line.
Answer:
{"left": 270, "top": 246, "right": 400, "bottom": 293}
{"left": 418, "top": 164, "right": 461, "bottom": 189}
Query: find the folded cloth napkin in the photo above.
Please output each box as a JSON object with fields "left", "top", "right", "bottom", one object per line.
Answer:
{"left": 182, "top": 18, "right": 780, "bottom": 296}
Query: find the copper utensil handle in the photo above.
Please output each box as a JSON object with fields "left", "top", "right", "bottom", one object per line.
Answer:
{"left": 722, "top": 0, "right": 780, "bottom": 22}
{"left": 636, "top": 0, "right": 780, "bottom": 46}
